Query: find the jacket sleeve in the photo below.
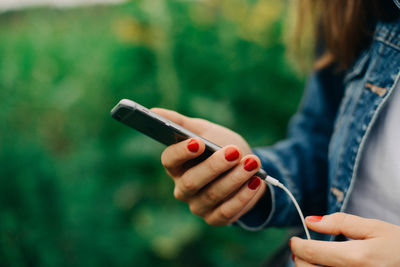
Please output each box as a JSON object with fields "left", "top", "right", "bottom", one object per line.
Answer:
{"left": 236, "top": 66, "right": 345, "bottom": 230}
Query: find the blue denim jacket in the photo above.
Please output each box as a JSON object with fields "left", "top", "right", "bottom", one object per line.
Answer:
{"left": 237, "top": 6, "right": 400, "bottom": 239}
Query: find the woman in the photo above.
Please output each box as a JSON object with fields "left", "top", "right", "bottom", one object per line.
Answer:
{"left": 153, "top": 0, "right": 400, "bottom": 266}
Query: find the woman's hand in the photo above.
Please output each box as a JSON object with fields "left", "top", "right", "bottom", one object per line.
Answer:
{"left": 290, "top": 212, "right": 400, "bottom": 266}
{"left": 151, "top": 108, "right": 267, "bottom": 226}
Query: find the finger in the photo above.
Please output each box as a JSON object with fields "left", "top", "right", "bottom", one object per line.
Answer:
{"left": 293, "top": 256, "right": 319, "bottom": 267}
{"left": 189, "top": 155, "right": 261, "bottom": 216}
{"left": 151, "top": 108, "right": 209, "bottom": 133}
{"left": 150, "top": 108, "right": 189, "bottom": 126}
{"left": 305, "top": 212, "right": 382, "bottom": 240}
{"left": 290, "top": 236, "right": 361, "bottom": 267}
{"left": 203, "top": 176, "right": 265, "bottom": 226}
{"left": 175, "top": 145, "right": 242, "bottom": 200}
{"left": 161, "top": 138, "right": 205, "bottom": 177}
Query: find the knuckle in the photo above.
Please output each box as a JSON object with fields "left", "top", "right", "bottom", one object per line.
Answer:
{"left": 207, "top": 158, "right": 224, "bottom": 176}
{"left": 331, "top": 212, "right": 347, "bottom": 227}
{"left": 302, "top": 244, "right": 316, "bottom": 262}
{"left": 230, "top": 173, "right": 247, "bottom": 187}
{"left": 219, "top": 205, "right": 235, "bottom": 222}
{"left": 180, "top": 177, "right": 197, "bottom": 195}
{"left": 204, "top": 189, "right": 219, "bottom": 204}
{"left": 339, "top": 213, "right": 353, "bottom": 229}
{"left": 160, "top": 150, "right": 171, "bottom": 169}
{"left": 335, "top": 211, "right": 346, "bottom": 220}
{"left": 173, "top": 187, "right": 185, "bottom": 201}
{"left": 189, "top": 203, "right": 202, "bottom": 216}
{"left": 204, "top": 216, "right": 218, "bottom": 226}
{"left": 236, "top": 189, "right": 252, "bottom": 206}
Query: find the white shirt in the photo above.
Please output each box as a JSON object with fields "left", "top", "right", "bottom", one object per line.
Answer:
{"left": 346, "top": 83, "right": 400, "bottom": 225}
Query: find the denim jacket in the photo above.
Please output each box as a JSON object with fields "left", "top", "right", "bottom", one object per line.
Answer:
{"left": 237, "top": 5, "right": 400, "bottom": 239}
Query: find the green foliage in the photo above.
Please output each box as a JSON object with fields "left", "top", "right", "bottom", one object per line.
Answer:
{"left": 0, "top": 1, "right": 304, "bottom": 266}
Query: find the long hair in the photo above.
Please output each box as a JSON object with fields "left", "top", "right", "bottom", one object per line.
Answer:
{"left": 291, "top": 0, "right": 400, "bottom": 70}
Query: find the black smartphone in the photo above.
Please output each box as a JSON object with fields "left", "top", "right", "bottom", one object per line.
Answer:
{"left": 110, "top": 99, "right": 267, "bottom": 179}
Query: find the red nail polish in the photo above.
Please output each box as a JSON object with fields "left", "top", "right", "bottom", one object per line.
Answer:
{"left": 225, "top": 147, "right": 239, "bottom": 161}
{"left": 244, "top": 158, "right": 258, "bottom": 172}
{"left": 289, "top": 239, "right": 292, "bottom": 249}
{"left": 307, "top": 216, "right": 323, "bottom": 222}
{"left": 187, "top": 139, "right": 199, "bottom": 153}
{"left": 291, "top": 253, "right": 295, "bottom": 262}
{"left": 248, "top": 176, "right": 261, "bottom": 190}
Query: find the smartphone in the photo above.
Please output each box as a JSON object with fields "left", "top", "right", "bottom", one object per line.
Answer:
{"left": 110, "top": 99, "right": 267, "bottom": 179}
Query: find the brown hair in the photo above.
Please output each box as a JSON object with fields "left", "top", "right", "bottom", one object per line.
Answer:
{"left": 291, "top": 0, "right": 399, "bottom": 70}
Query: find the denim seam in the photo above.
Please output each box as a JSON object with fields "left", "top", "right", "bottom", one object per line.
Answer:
{"left": 343, "top": 50, "right": 370, "bottom": 84}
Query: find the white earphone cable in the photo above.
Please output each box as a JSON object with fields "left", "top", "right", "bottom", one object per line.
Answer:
{"left": 265, "top": 176, "right": 311, "bottom": 240}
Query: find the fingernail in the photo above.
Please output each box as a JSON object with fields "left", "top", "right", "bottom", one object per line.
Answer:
{"left": 225, "top": 147, "right": 239, "bottom": 161}
{"left": 187, "top": 139, "right": 199, "bottom": 153}
{"left": 291, "top": 253, "right": 295, "bottom": 262}
{"left": 244, "top": 158, "right": 258, "bottom": 172}
{"left": 307, "top": 216, "right": 323, "bottom": 222}
{"left": 289, "top": 239, "right": 292, "bottom": 249}
{"left": 248, "top": 176, "right": 261, "bottom": 190}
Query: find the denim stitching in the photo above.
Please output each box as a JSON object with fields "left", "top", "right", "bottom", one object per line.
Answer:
{"left": 373, "top": 20, "right": 400, "bottom": 50}
{"left": 374, "top": 36, "right": 400, "bottom": 51}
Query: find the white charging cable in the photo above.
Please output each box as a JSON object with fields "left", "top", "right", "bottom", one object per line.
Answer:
{"left": 265, "top": 176, "right": 311, "bottom": 240}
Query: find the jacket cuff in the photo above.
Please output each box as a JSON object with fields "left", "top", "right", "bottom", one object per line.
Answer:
{"left": 235, "top": 182, "right": 276, "bottom": 231}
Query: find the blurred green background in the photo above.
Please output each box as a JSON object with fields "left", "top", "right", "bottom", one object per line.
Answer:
{"left": 0, "top": 0, "right": 305, "bottom": 266}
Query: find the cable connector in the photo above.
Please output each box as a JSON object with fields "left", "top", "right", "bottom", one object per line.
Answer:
{"left": 265, "top": 176, "right": 281, "bottom": 187}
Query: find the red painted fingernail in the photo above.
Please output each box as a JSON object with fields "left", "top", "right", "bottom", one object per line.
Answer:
{"left": 307, "top": 216, "right": 323, "bottom": 222}
{"left": 244, "top": 158, "right": 258, "bottom": 171}
{"left": 225, "top": 147, "right": 239, "bottom": 161}
{"left": 248, "top": 176, "right": 261, "bottom": 190}
{"left": 187, "top": 139, "right": 199, "bottom": 153}
{"left": 289, "top": 239, "right": 292, "bottom": 249}
{"left": 291, "top": 253, "right": 295, "bottom": 262}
